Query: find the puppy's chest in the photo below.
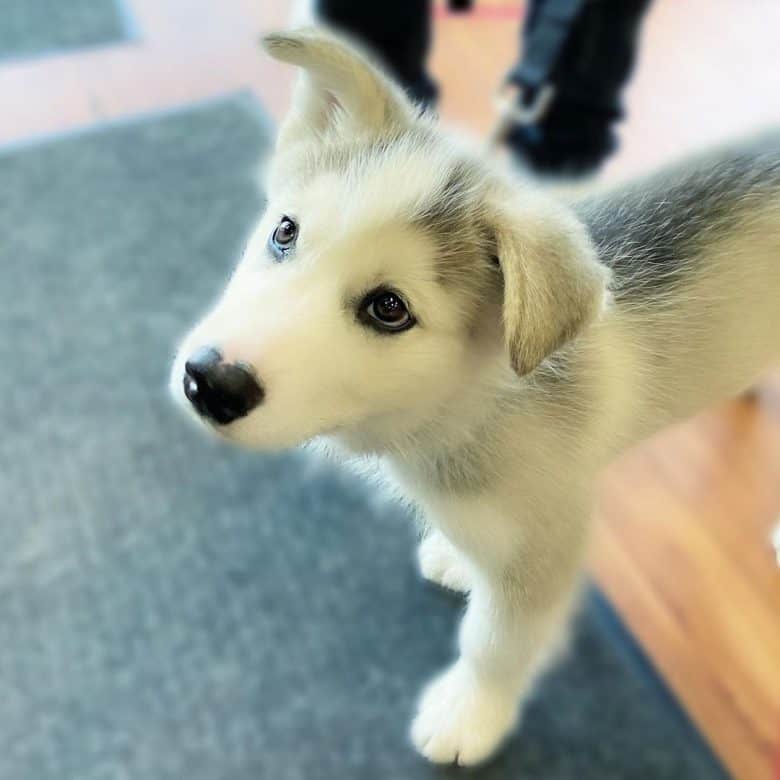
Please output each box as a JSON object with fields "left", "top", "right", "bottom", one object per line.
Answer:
{"left": 381, "top": 437, "right": 499, "bottom": 502}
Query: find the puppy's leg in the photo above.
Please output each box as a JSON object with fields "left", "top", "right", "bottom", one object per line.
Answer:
{"left": 411, "top": 497, "right": 586, "bottom": 766}
{"left": 417, "top": 530, "right": 472, "bottom": 594}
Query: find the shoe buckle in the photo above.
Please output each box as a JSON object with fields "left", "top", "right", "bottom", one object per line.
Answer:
{"left": 487, "top": 81, "right": 556, "bottom": 149}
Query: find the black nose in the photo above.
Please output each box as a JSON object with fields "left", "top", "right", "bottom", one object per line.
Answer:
{"left": 183, "top": 346, "right": 264, "bottom": 425}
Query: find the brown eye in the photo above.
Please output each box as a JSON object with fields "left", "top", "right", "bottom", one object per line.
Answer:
{"left": 361, "top": 289, "right": 415, "bottom": 333}
{"left": 269, "top": 216, "right": 297, "bottom": 258}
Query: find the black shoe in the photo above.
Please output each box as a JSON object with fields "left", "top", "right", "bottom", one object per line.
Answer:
{"left": 504, "top": 110, "right": 617, "bottom": 178}
{"left": 404, "top": 73, "right": 439, "bottom": 112}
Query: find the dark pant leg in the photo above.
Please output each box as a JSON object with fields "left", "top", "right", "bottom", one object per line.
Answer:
{"left": 509, "top": 0, "right": 652, "bottom": 175}
{"left": 316, "top": 0, "right": 437, "bottom": 106}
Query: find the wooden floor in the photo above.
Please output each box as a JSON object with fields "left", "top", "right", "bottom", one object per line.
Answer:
{"left": 4, "top": 1, "right": 779, "bottom": 777}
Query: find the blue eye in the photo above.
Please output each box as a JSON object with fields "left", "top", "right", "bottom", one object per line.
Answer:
{"left": 269, "top": 216, "right": 297, "bottom": 259}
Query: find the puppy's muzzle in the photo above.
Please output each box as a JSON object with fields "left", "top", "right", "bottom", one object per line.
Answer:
{"left": 182, "top": 346, "right": 264, "bottom": 425}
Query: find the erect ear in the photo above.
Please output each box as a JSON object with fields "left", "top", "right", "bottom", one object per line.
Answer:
{"left": 261, "top": 27, "right": 415, "bottom": 149}
{"left": 490, "top": 193, "right": 611, "bottom": 376}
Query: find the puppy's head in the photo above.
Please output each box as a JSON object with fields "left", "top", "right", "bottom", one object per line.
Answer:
{"left": 170, "top": 28, "right": 610, "bottom": 451}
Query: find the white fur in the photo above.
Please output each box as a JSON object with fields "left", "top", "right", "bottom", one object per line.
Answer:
{"left": 417, "top": 530, "right": 471, "bottom": 593}
{"left": 170, "top": 29, "right": 780, "bottom": 766}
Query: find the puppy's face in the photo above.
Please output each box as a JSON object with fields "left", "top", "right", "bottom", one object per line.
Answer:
{"left": 171, "top": 139, "right": 500, "bottom": 449}
{"left": 170, "top": 29, "right": 609, "bottom": 452}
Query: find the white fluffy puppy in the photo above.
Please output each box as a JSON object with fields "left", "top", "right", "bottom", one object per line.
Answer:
{"left": 170, "top": 28, "right": 780, "bottom": 766}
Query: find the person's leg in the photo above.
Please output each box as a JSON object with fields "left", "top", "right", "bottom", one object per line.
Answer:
{"left": 316, "top": 0, "right": 437, "bottom": 107}
{"left": 506, "top": 0, "right": 652, "bottom": 175}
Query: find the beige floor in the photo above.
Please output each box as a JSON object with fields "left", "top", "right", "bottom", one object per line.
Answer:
{"left": 3, "top": 2, "right": 780, "bottom": 778}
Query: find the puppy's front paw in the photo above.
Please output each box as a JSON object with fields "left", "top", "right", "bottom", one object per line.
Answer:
{"left": 417, "top": 532, "right": 472, "bottom": 594}
{"left": 410, "top": 661, "right": 518, "bottom": 766}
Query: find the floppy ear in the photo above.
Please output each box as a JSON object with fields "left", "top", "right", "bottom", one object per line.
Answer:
{"left": 491, "top": 195, "right": 611, "bottom": 376}
{"left": 261, "top": 27, "right": 415, "bottom": 148}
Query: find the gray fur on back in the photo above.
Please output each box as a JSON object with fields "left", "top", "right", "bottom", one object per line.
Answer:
{"left": 574, "top": 132, "right": 780, "bottom": 304}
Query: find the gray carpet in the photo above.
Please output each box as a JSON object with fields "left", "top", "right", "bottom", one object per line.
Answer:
{"left": 0, "top": 0, "right": 129, "bottom": 61}
{"left": 0, "top": 95, "right": 728, "bottom": 779}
